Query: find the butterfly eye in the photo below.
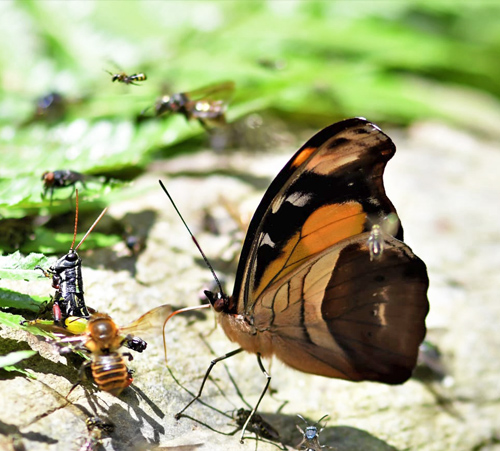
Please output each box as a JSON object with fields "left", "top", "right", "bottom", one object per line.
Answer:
{"left": 213, "top": 297, "right": 227, "bottom": 313}
{"left": 204, "top": 290, "right": 228, "bottom": 312}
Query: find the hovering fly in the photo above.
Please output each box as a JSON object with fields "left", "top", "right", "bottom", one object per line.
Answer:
{"left": 106, "top": 70, "right": 147, "bottom": 86}
{"left": 154, "top": 81, "right": 235, "bottom": 129}
{"left": 35, "top": 92, "right": 67, "bottom": 122}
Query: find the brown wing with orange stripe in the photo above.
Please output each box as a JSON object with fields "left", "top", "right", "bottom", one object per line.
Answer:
{"left": 252, "top": 232, "right": 428, "bottom": 383}
{"left": 231, "top": 118, "right": 402, "bottom": 315}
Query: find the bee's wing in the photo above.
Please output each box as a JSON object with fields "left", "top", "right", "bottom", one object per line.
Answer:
{"left": 120, "top": 304, "right": 173, "bottom": 338}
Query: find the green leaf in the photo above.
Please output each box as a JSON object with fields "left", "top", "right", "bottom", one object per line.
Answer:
{"left": 0, "top": 288, "right": 49, "bottom": 312}
{"left": 0, "top": 311, "right": 53, "bottom": 339}
{"left": 0, "top": 251, "right": 53, "bottom": 281}
{"left": 2, "top": 365, "right": 37, "bottom": 379}
{"left": 0, "top": 350, "right": 37, "bottom": 369}
{"left": 0, "top": 311, "right": 29, "bottom": 330}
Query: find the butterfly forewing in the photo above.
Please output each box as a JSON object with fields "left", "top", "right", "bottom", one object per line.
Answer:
{"left": 233, "top": 118, "right": 402, "bottom": 313}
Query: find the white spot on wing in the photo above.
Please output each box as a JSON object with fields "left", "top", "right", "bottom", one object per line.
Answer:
{"left": 271, "top": 191, "right": 311, "bottom": 213}
{"left": 285, "top": 191, "right": 312, "bottom": 207}
{"left": 259, "top": 233, "right": 275, "bottom": 248}
{"left": 271, "top": 196, "right": 284, "bottom": 214}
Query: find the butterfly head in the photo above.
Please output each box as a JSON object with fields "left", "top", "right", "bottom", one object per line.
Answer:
{"left": 203, "top": 289, "right": 231, "bottom": 313}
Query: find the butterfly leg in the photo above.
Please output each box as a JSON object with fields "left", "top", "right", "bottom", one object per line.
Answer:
{"left": 239, "top": 354, "right": 271, "bottom": 444}
{"left": 174, "top": 347, "right": 243, "bottom": 420}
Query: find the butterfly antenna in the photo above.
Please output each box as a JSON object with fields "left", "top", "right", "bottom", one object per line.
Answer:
{"left": 70, "top": 190, "right": 79, "bottom": 250}
{"left": 158, "top": 180, "right": 226, "bottom": 297}
{"left": 74, "top": 207, "right": 108, "bottom": 251}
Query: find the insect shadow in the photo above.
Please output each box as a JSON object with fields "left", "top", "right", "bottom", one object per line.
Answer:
{"left": 167, "top": 334, "right": 404, "bottom": 451}
{"left": 0, "top": 418, "right": 58, "bottom": 449}
{"left": 1, "top": 334, "right": 86, "bottom": 385}
{"left": 167, "top": 333, "right": 287, "bottom": 450}
{"left": 68, "top": 383, "right": 166, "bottom": 451}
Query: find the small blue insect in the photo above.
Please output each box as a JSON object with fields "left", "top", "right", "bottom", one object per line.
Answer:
{"left": 296, "top": 414, "right": 330, "bottom": 451}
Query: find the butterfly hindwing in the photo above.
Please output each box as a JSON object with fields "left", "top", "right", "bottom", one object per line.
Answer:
{"left": 250, "top": 233, "right": 428, "bottom": 383}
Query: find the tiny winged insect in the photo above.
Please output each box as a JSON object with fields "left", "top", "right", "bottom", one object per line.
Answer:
{"left": 79, "top": 416, "right": 114, "bottom": 451}
{"left": 41, "top": 169, "right": 86, "bottom": 204}
{"left": 35, "top": 191, "right": 107, "bottom": 327}
{"left": 367, "top": 224, "right": 383, "bottom": 261}
{"left": 54, "top": 304, "right": 172, "bottom": 396}
{"left": 234, "top": 408, "right": 280, "bottom": 442}
{"left": 21, "top": 92, "right": 67, "bottom": 127}
{"left": 367, "top": 213, "right": 400, "bottom": 261}
{"left": 416, "top": 340, "right": 449, "bottom": 383}
{"left": 154, "top": 81, "right": 235, "bottom": 129}
{"left": 160, "top": 118, "right": 429, "bottom": 442}
{"left": 106, "top": 70, "right": 147, "bottom": 86}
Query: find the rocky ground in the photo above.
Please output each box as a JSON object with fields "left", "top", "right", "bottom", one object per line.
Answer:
{"left": 1, "top": 119, "right": 499, "bottom": 451}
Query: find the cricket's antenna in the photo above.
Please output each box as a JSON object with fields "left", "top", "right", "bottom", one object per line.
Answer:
{"left": 75, "top": 207, "right": 108, "bottom": 251}
{"left": 70, "top": 190, "right": 79, "bottom": 250}
{"left": 159, "top": 180, "right": 226, "bottom": 298}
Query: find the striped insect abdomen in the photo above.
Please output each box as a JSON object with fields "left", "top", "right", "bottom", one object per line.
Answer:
{"left": 91, "top": 353, "right": 132, "bottom": 396}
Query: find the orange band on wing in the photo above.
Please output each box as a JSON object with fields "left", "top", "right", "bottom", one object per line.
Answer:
{"left": 290, "top": 147, "right": 316, "bottom": 168}
{"left": 254, "top": 201, "right": 365, "bottom": 298}
{"left": 291, "top": 202, "right": 365, "bottom": 264}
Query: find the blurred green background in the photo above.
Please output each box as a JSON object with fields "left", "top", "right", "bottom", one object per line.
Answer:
{"left": 0, "top": 0, "right": 499, "bottom": 250}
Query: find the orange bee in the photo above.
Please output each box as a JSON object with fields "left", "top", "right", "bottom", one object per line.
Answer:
{"left": 33, "top": 304, "right": 172, "bottom": 396}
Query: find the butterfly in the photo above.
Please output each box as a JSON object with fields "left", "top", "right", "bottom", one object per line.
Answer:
{"left": 162, "top": 117, "right": 429, "bottom": 438}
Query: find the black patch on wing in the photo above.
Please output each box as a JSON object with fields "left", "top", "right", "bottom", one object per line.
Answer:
{"left": 321, "top": 238, "right": 429, "bottom": 384}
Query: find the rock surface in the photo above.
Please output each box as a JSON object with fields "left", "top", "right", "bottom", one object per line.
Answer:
{"left": 1, "top": 120, "right": 499, "bottom": 450}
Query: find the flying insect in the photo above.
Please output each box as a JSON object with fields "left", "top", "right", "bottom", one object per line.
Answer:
{"left": 107, "top": 70, "right": 147, "bottom": 86}
{"left": 154, "top": 81, "right": 234, "bottom": 129}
